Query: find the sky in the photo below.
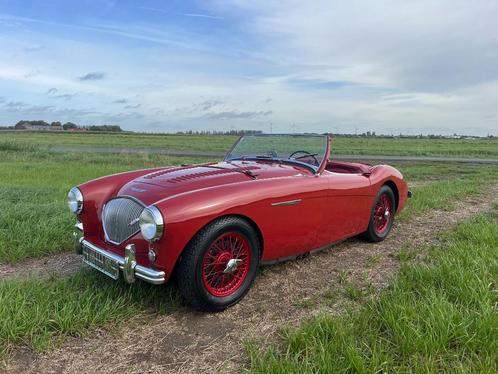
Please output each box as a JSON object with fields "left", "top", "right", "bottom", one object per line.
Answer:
{"left": 0, "top": 0, "right": 497, "bottom": 136}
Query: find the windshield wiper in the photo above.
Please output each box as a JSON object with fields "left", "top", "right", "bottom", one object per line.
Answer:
{"left": 204, "top": 165, "right": 257, "bottom": 179}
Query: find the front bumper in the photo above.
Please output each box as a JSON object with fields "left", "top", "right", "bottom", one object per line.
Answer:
{"left": 73, "top": 223, "right": 165, "bottom": 285}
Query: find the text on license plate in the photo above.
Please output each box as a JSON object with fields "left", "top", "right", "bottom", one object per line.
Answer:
{"left": 82, "top": 244, "right": 120, "bottom": 280}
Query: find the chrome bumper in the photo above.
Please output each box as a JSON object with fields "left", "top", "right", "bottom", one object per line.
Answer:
{"left": 73, "top": 223, "right": 165, "bottom": 285}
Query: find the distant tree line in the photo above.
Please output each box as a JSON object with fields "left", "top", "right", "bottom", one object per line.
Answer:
{"left": 11, "top": 120, "right": 122, "bottom": 132}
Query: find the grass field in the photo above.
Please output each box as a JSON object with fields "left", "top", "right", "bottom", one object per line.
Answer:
{"left": 0, "top": 146, "right": 214, "bottom": 263}
{"left": 248, "top": 210, "right": 498, "bottom": 373}
{"left": 1, "top": 142, "right": 498, "bottom": 264}
{"left": 0, "top": 135, "right": 497, "bottom": 360}
{"left": 1, "top": 131, "right": 497, "bottom": 158}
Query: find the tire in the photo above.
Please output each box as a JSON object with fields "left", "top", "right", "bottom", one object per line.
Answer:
{"left": 363, "top": 185, "right": 395, "bottom": 242}
{"left": 175, "top": 217, "right": 260, "bottom": 312}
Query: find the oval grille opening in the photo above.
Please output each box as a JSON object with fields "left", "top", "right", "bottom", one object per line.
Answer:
{"left": 102, "top": 197, "right": 145, "bottom": 244}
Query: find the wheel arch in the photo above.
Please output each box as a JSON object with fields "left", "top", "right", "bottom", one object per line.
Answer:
{"left": 383, "top": 180, "right": 399, "bottom": 211}
{"left": 171, "top": 213, "right": 265, "bottom": 277}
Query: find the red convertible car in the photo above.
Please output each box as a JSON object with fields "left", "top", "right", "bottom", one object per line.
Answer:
{"left": 70, "top": 134, "right": 410, "bottom": 311}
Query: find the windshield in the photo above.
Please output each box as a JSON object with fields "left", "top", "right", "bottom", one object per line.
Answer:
{"left": 225, "top": 134, "right": 327, "bottom": 171}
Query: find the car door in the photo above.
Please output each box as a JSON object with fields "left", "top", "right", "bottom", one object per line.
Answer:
{"left": 316, "top": 171, "right": 373, "bottom": 245}
{"left": 257, "top": 174, "right": 329, "bottom": 260}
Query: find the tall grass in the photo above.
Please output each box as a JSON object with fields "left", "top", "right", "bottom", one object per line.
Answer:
{"left": 0, "top": 149, "right": 215, "bottom": 263}
{"left": 398, "top": 179, "right": 481, "bottom": 220}
{"left": 0, "top": 270, "right": 180, "bottom": 356}
{"left": 248, "top": 212, "right": 498, "bottom": 373}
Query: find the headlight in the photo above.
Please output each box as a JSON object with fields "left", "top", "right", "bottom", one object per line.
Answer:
{"left": 68, "top": 187, "right": 83, "bottom": 214}
{"left": 139, "top": 206, "right": 164, "bottom": 241}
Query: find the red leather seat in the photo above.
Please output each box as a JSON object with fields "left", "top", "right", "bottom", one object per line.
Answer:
{"left": 326, "top": 161, "right": 372, "bottom": 175}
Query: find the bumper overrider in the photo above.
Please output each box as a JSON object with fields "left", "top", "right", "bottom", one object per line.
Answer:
{"left": 73, "top": 222, "right": 165, "bottom": 285}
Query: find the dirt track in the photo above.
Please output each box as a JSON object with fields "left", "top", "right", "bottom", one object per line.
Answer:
{"left": 0, "top": 252, "right": 80, "bottom": 281}
{"left": 3, "top": 185, "right": 498, "bottom": 373}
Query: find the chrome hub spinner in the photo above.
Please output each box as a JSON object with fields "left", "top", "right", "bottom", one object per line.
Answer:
{"left": 223, "top": 258, "right": 243, "bottom": 273}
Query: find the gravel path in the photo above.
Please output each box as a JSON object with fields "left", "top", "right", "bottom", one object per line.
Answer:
{"left": 3, "top": 184, "right": 497, "bottom": 374}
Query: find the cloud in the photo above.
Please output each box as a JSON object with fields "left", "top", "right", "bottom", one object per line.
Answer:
{"left": 196, "top": 100, "right": 224, "bottom": 111}
{"left": 54, "top": 94, "right": 75, "bottom": 101}
{"left": 203, "top": 110, "right": 272, "bottom": 120}
{"left": 78, "top": 72, "right": 106, "bottom": 81}
{"left": 138, "top": 6, "right": 223, "bottom": 20}
{"left": 182, "top": 13, "right": 223, "bottom": 20}
{"left": 47, "top": 87, "right": 75, "bottom": 100}
{"left": 1, "top": 2, "right": 497, "bottom": 135}
{"left": 124, "top": 103, "right": 141, "bottom": 109}
{"left": 3, "top": 100, "right": 54, "bottom": 113}
{"left": 4, "top": 101, "right": 26, "bottom": 109}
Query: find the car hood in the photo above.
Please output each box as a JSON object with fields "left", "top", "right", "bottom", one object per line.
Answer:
{"left": 118, "top": 160, "right": 310, "bottom": 205}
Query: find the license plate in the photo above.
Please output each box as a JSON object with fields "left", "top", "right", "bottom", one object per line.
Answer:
{"left": 82, "top": 243, "right": 120, "bottom": 280}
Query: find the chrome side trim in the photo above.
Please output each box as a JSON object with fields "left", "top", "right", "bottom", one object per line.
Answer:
{"left": 80, "top": 239, "right": 166, "bottom": 285}
{"left": 271, "top": 199, "right": 302, "bottom": 207}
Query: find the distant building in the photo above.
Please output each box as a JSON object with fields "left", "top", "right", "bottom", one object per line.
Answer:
{"left": 15, "top": 120, "right": 62, "bottom": 131}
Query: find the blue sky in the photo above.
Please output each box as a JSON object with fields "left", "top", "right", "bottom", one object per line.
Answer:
{"left": 0, "top": 0, "right": 497, "bottom": 135}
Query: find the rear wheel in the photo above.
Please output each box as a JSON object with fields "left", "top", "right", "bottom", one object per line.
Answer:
{"left": 176, "top": 217, "right": 260, "bottom": 312}
{"left": 363, "top": 185, "right": 395, "bottom": 242}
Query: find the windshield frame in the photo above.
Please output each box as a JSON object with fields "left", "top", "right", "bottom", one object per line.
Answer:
{"left": 224, "top": 133, "right": 330, "bottom": 174}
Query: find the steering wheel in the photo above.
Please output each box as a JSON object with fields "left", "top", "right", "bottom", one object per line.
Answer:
{"left": 288, "top": 150, "right": 320, "bottom": 166}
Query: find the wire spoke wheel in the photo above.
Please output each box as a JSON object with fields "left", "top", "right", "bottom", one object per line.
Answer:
{"left": 201, "top": 232, "right": 251, "bottom": 297}
{"left": 374, "top": 193, "right": 393, "bottom": 234}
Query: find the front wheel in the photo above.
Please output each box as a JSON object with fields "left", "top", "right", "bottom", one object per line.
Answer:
{"left": 363, "top": 185, "right": 395, "bottom": 242}
{"left": 176, "top": 217, "right": 260, "bottom": 312}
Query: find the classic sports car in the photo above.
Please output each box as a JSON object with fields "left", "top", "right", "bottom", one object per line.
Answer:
{"left": 69, "top": 134, "right": 410, "bottom": 311}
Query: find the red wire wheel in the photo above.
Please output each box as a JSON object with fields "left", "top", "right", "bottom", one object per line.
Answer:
{"left": 373, "top": 193, "right": 393, "bottom": 235}
{"left": 201, "top": 232, "right": 251, "bottom": 297}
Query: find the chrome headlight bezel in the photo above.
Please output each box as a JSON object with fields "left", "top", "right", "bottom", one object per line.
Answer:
{"left": 68, "top": 187, "right": 84, "bottom": 214}
{"left": 139, "top": 205, "right": 164, "bottom": 242}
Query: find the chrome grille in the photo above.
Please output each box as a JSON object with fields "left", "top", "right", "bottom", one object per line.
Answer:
{"left": 102, "top": 197, "right": 144, "bottom": 244}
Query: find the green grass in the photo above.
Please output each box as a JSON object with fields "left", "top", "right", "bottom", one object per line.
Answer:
{"left": 0, "top": 270, "right": 180, "bottom": 356}
{"left": 0, "top": 147, "right": 215, "bottom": 264}
{"left": 0, "top": 132, "right": 236, "bottom": 152}
{"left": 0, "top": 142, "right": 496, "bottom": 264}
{"left": 1, "top": 131, "right": 497, "bottom": 158}
{"left": 399, "top": 179, "right": 481, "bottom": 220}
{"left": 0, "top": 140, "right": 496, "bottom": 357}
{"left": 248, "top": 211, "right": 498, "bottom": 373}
